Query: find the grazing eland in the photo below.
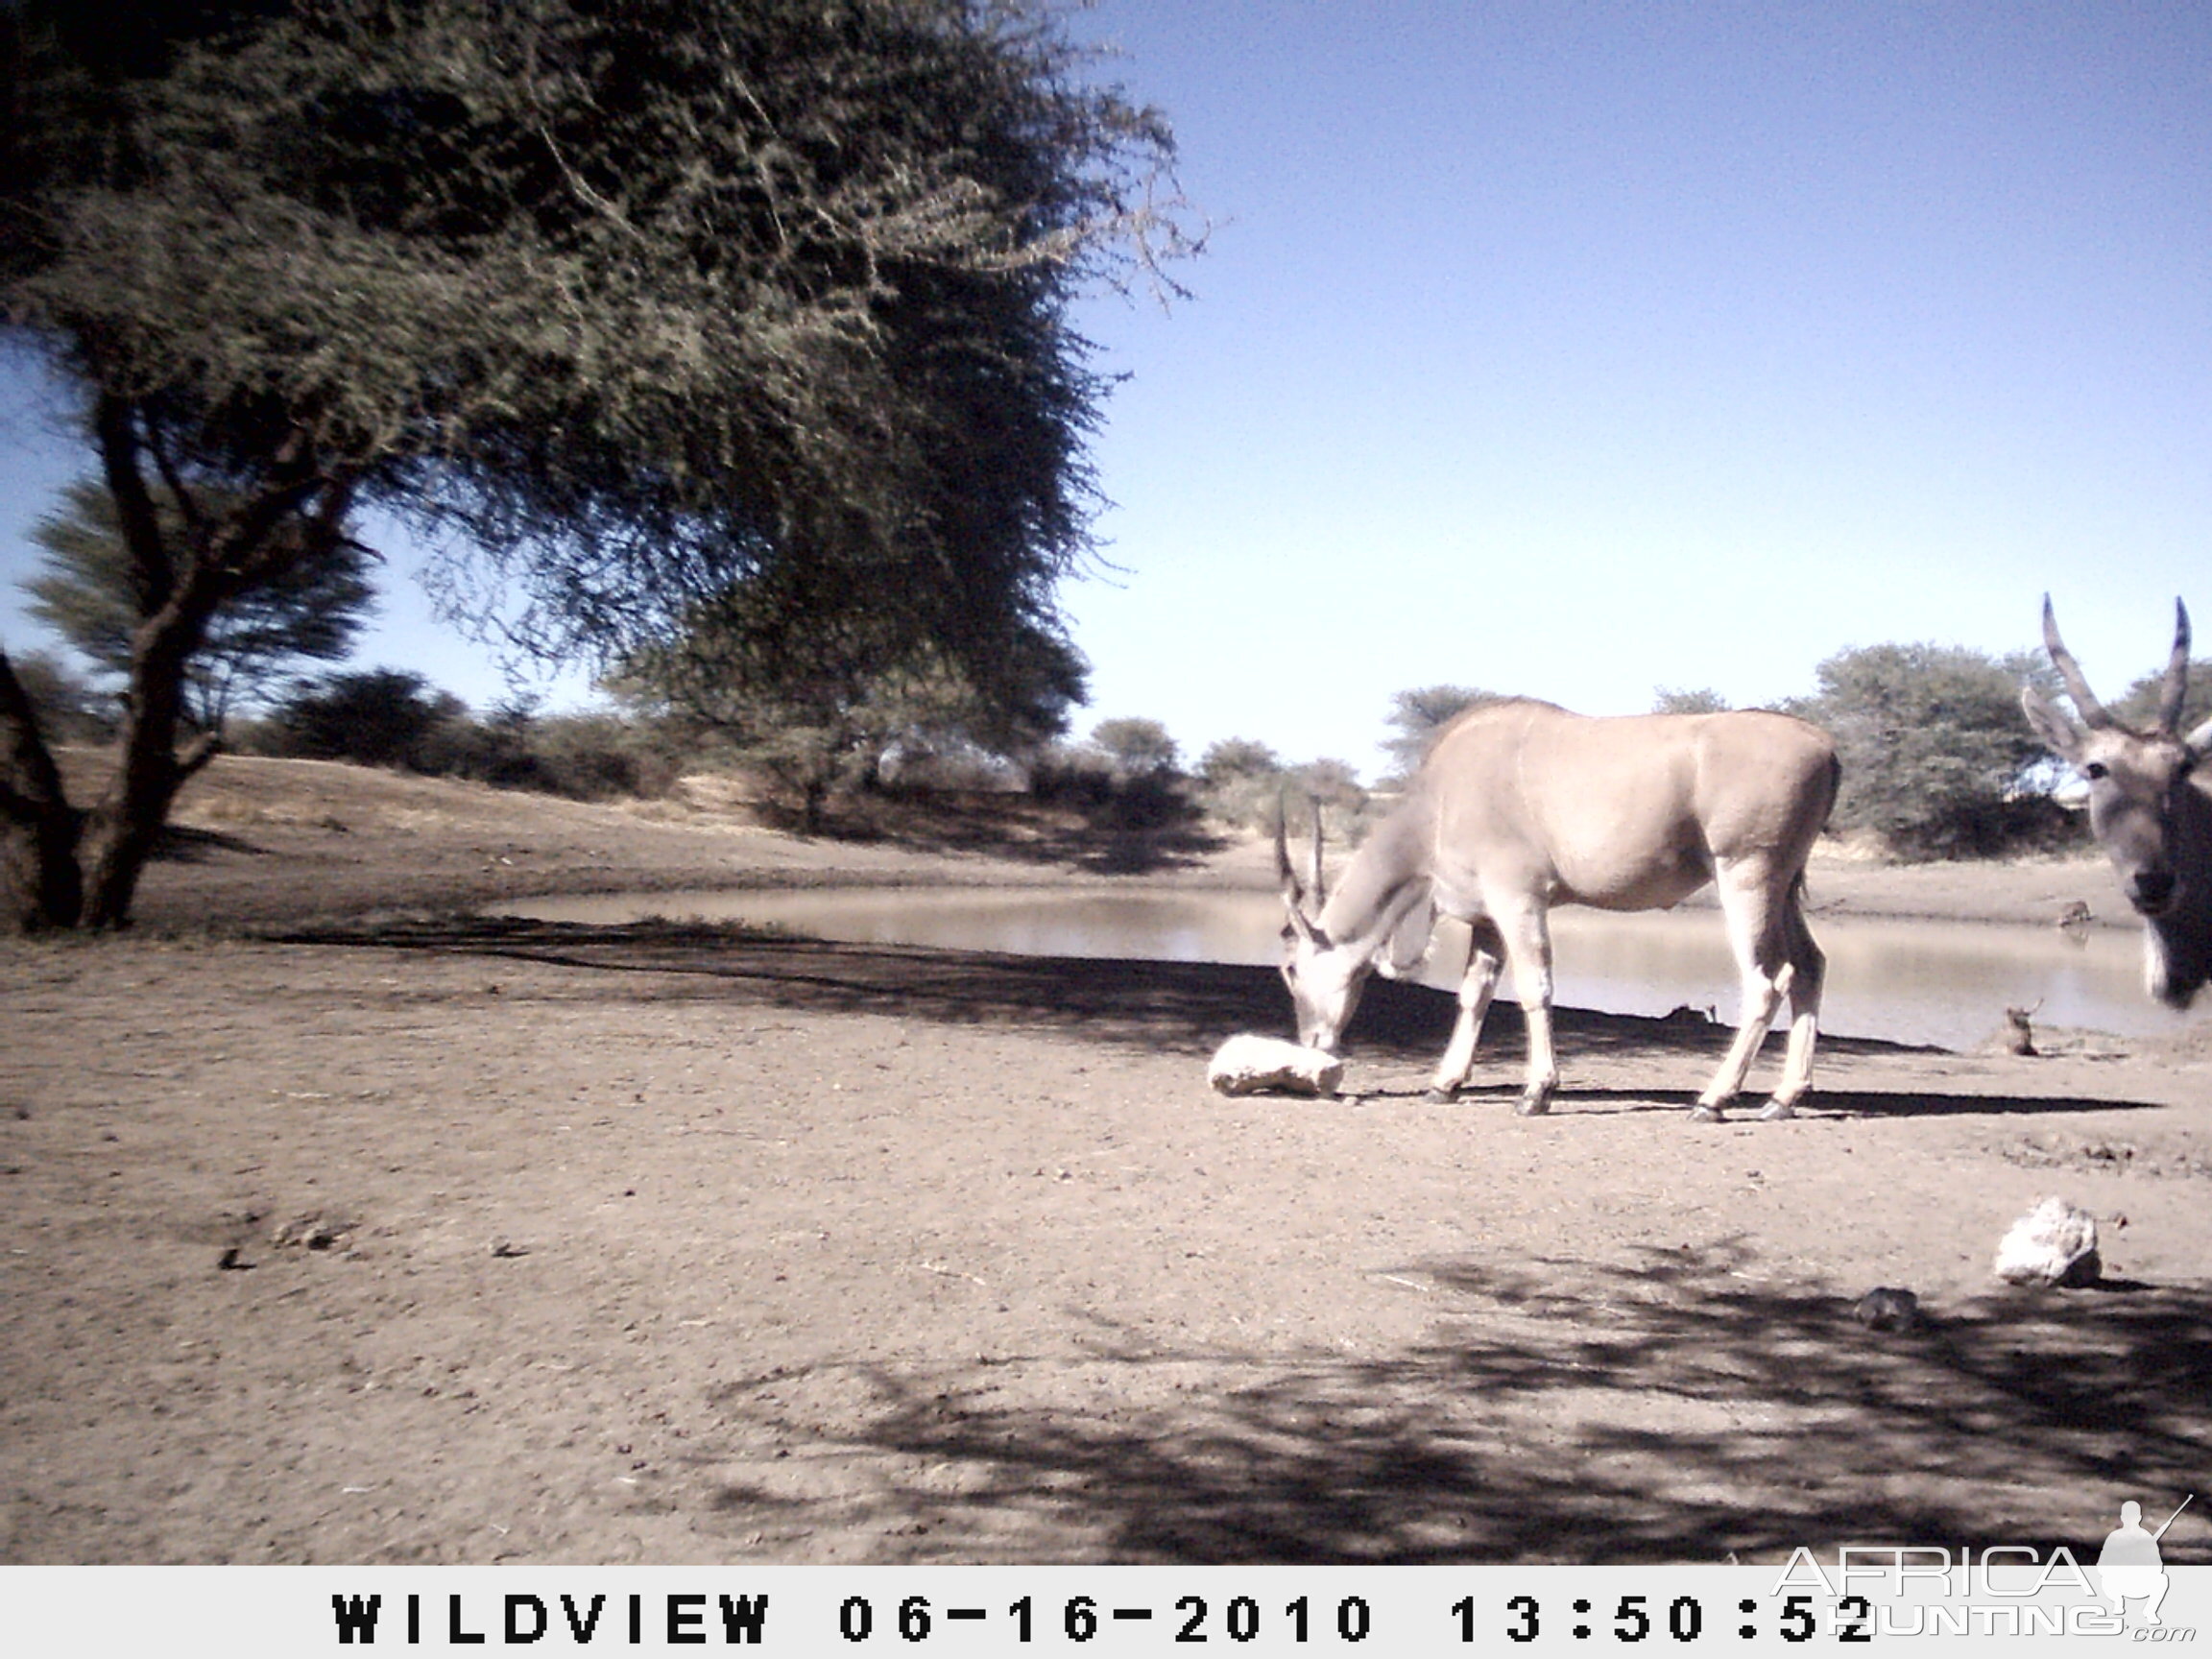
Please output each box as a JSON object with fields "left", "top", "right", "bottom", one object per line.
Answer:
{"left": 2022, "top": 595, "right": 2212, "bottom": 1009}
{"left": 1279, "top": 699, "right": 1838, "bottom": 1120}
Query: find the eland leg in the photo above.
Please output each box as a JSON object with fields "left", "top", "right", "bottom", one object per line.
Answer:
{"left": 1427, "top": 918, "right": 1503, "bottom": 1102}
{"left": 1694, "top": 862, "right": 1793, "bottom": 1122}
{"left": 1493, "top": 902, "right": 1559, "bottom": 1116}
{"left": 1765, "top": 890, "right": 1825, "bottom": 1118}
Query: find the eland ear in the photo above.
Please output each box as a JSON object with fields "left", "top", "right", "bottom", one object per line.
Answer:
{"left": 2186, "top": 713, "right": 2212, "bottom": 760}
{"left": 2022, "top": 684, "right": 2086, "bottom": 765}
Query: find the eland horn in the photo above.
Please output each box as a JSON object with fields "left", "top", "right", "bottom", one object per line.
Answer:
{"left": 2157, "top": 599, "right": 2193, "bottom": 736}
{"left": 1309, "top": 798, "right": 1327, "bottom": 907}
{"left": 2042, "top": 594, "right": 2115, "bottom": 730}
{"left": 1274, "top": 800, "right": 1322, "bottom": 944}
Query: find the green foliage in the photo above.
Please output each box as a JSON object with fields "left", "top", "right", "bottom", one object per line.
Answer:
{"left": 6, "top": 649, "right": 114, "bottom": 744}
{"left": 1012, "top": 717, "right": 1184, "bottom": 830}
{"left": 611, "top": 584, "right": 1087, "bottom": 829}
{"left": 269, "top": 669, "right": 463, "bottom": 770}
{"left": 429, "top": 706, "right": 680, "bottom": 802}
{"left": 260, "top": 671, "right": 673, "bottom": 801}
{"left": 1086, "top": 717, "right": 1180, "bottom": 779}
{"left": 2112, "top": 659, "right": 2212, "bottom": 737}
{"left": 1792, "top": 642, "right": 2070, "bottom": 859}
{"left": 1381, "top": 685, "right": 1499, "bottom": 780}
{"left": 1653, "top": 685, "right": 1730, "bottom": 714}
{"left": 1283, "top": 756, "right": 1369, "bottom": 845}
{"left": 1191, "top": 735, "right": 1281, "bottom": 831}
{"left": 1188, "top": 734, "right": 1369, "bottom": 840}
{"left": 23, "top": 477, "right": 375, "bottom": 728}
{"left": 1196, "top": 737, "right": 1282, "bottom": 787}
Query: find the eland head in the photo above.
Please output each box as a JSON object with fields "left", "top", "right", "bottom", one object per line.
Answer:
{"left": 1276, "top": 800, "right": 1368, "bottom": 1052}
{"left": 2023, "top": 595, "right": 2212, "bottom": 1008}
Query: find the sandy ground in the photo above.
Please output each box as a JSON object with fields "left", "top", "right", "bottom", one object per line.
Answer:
{"left": 2, "top": 756, "right": 2208, "bottom": 1565}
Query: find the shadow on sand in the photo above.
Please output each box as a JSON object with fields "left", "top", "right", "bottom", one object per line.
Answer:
{"left": 688, "top": 1241, "right": 2212, "bottom": 1564}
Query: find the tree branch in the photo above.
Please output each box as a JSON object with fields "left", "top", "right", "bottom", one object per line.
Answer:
{"left": 177, "top": 728, "right": 222, "bottom": 781}
{"left": 94, "top": 395, "right": 175, "bottom": 615}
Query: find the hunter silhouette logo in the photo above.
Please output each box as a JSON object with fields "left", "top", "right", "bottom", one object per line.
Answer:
{"left": 1771, "top": 1490, "right": 2199, "bottom": 1639}
{"left": 2098, "top": 1495, "right": 2191, "bottom": 1627}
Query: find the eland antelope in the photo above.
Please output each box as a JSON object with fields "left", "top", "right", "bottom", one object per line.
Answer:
{"left": 2023, "top": 596, "right": 2212, "bottom": 1009}
{"left": 1279, "top": 699, "right": 1839, "bottom": 1120}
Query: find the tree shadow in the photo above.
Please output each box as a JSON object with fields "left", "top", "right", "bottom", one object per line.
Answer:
{"left": 690, "top": 1242, "right": 2212, "bottom": 1564}
{"left": 151, "top": 824, "right": 268, "bottom": 862}
{"left": 272, "top": 919, "right": 2173, "bottom": 1120}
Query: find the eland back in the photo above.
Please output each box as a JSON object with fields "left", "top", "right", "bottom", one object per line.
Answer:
{"left": 1280, "top": 699, "right": 1839, "bottom": 1120}
{"left": 2023, "top": 596, "right": 2212, "bottom": 1008}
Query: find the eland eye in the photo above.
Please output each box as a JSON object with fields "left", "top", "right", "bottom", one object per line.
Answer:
{"left": 2085, "top": 761, "right": 2109, "bottom": 781}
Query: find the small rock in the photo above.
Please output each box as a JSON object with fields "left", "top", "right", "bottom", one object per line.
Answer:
{"left": 271, "top": 1214, "right": 350, "bottom": 1252}
{"left": 1853, "top": 1286, "right": 1921, "bottom": 1332}
{"left": 1207, "top": 1034, "right": 1344, "bottom": 1098}
{"left": 1992, "top": 1195, "right": 2102, "bottom": 1287}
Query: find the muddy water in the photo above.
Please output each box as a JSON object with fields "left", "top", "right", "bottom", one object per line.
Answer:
{"left": 491, "top": 887, "right": 2196, "bottom": 1050}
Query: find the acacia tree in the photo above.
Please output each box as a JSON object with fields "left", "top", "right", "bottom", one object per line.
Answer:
{"left": 1379, "top": 684, "right": 1497, "bottom": 781}
{"left": 1791, "top": 641, "right": 2064, "bottom": 858}
{"left": 1653, "top": 685, "right": 1730, "bottom": 714}
{"left": 1086, "top": 716, "right": 1180, "bottom": 779}
{"left": 24, "top": 476, "right": 375, "bottom": 731}
{"left": 0, "top": 0, "right": 1190, "bottom": 929}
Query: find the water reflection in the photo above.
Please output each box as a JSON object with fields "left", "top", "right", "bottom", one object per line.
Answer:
{"left": 492, "top": 887, "right": 2194, "bottom": 1050}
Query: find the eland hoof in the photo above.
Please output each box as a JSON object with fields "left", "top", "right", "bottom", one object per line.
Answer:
{"left": 1515, "top": 1091, "right": 1552, "bottom": 1118}
{"left": 1690, "top": 1102, "right": 1727, "bottom": 1123}
{"left": 1424, "top": 1087, "right": 1461, "bottom": 1105}
{"left": 1757, "top": 1098, "right": 1797, "bottom": 1122}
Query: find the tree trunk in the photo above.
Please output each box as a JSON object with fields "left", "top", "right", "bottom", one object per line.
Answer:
{"left": 0, "top": 650, "right": 85, "bottom": 932}
{"left": 56, "top": 391, "right": 243, "bottom": 930}
{"left": 75, "top": 603, "right": 221, "bottom": 929}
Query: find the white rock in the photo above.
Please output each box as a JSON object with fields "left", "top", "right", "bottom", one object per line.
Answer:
{"left": 1207, "top": 1033, "right": 1344, "bottom": 1098}
{"left": 1992, "top": 1195, "right": 2102, "bottom": 1287}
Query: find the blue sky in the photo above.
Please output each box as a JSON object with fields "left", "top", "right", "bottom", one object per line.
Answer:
{"left": 5, "top": 1, "right": 2208, "bottom": 779}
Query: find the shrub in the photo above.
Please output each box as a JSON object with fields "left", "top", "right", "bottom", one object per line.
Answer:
{"left": 263, "top": 673, "right": 676, "bottom": 801}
